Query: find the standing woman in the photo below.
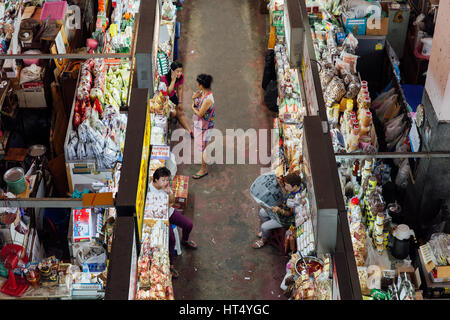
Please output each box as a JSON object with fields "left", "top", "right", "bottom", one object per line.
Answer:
{"left": 191, "top": 74, "right": 215, "bottom": 179}
{"left": 160, "top": 61, "right": 193, "bottom": 137}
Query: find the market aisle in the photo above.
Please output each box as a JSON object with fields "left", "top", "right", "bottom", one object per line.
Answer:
{"left": 171, "top": 0, "right": 288, "bottom": 299}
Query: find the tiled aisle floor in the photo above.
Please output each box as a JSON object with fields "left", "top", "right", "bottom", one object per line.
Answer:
{"left": 171, "top": 0, "right": 288, "bottom": 299}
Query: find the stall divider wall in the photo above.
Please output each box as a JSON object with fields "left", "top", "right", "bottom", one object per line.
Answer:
{"left": 134, "top": 0, "right": 158, "bottom": 96}
{"left": 107, "top": 88, "right": 149, "bottom": 300}
{"left": 104, "top": 216, "right": 137, "bottom": 300}
{"left": 0, "top": 0, "right": 148, "bottom": 300}
{"left": 302, "top": 116, "right": 338, "bottom": 255}
{"left": 106, "top": 0, "right": 159, "bottom": 300}
{"left": 297, "top": 0, "right": 327, "bottom": 120}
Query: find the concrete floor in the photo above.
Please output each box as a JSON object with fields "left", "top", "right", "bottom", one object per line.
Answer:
{"left": 170, "top": 0, "right": 288, "bottom": 300}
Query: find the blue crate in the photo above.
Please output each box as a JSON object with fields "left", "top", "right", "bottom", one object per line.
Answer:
{"left": 175, "top": 22, "right": 180, "bottom": 39}
{"left": 174, "top": 38, "right": 179, "bottom": 61}
{"left": 87, "top": 263, "right": 106, "bottom": 273}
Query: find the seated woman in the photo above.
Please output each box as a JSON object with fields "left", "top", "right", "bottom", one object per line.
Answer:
{"left": 150, "top": 167, "right": 197, "bottom": 278}
{"left": 252, "top": 173, "right": 303, "bottom": 249}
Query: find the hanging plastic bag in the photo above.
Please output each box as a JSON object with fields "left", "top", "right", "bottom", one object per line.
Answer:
{"left": 385, "top": 114, "right": 406, "bottom": 143}
{"left": 395, "top": 159, "right": 410, "bottom": 189}
{"left": 365, "top": 236, "right": 391, "bottom": 269}
{"left": 342, "top": 32, "right": 358, "bottom": 52}
{"left": 372, "top": 88, "right": 395, "bottom": 110}
{"left": 367, "top": 265, "right": 382, "bottom": 290}
{"left": 375, "top": 94, "right": 398, "bottom": 123}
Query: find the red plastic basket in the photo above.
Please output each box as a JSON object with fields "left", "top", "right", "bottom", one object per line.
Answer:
{"left": 40, "top": 1, "right": 68, "bottom": 21}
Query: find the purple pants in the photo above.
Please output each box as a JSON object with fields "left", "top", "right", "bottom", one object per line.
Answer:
{"left": 169, "top": 209, "right": 193, "bottom": 265}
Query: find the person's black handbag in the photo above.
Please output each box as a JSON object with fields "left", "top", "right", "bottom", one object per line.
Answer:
{"left": 262, "top": 50, "right": 276, "bottom": 90}
{"left": 264, "top": 80, "right": 279, "bottom": 113}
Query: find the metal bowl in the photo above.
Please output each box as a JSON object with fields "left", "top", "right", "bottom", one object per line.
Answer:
{"left": 27, "top": 144, "right": 46, "bottom": 157}
{"left": 294, "top": 256, "right": 324, "bottom": 276}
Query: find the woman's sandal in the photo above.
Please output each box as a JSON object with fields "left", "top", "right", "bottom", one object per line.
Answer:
{"left": 181, "top": 240, "right": 197, "bottom": 249}
{"left": 170, "top": 266, "right": 179, "bottom": 279}
{"left": 192, "top": 172, "right": 208, "bottom": 179}
{"left": 252, "top": 239, "right": 265, "bottom": 249}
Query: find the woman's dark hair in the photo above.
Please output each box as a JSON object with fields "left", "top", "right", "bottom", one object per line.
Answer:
{"left": 153, "top": 167, "right": 171, "bottom": 182}
{"left": 166, "top": 61, "right": 183, "bottom": 79}
{"left": 284, "top": 173, "right": 302, "bottom": 188}
{"left": 196, "top": 74, "right": 213, "bottom": 89}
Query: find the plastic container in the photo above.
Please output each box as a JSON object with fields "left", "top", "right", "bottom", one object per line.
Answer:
{"left": 40, "top": 1, "right": 68, "bottom": 21}
{"left": 23, "top": 50, "right": 41, "bottom": 66}
{"left": 3, "top": 167, "right": 26, "bottom": 194}
{"left": 421, "top": 38, "right": 432, "bottom": 57}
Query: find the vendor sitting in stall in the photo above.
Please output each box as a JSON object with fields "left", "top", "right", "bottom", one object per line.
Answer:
{"left": 252, "top": 173, "right": 303, "bottom": 249}
{"left": 150, "top": 167, "right": 197, "bottom": 278}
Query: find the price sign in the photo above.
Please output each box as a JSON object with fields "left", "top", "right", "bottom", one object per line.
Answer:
{"left": 136, "top": 99, "right": 151, "bottom": 240}
{"left": 151, "top": 145, "right": 170, "bottom": 160}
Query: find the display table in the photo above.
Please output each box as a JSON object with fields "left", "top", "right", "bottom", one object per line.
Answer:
{"left": 418, "top": 248, "right": 450, "bottom": 299}
{"left": 0, "top": 277, "right": 70, "bottom": 300}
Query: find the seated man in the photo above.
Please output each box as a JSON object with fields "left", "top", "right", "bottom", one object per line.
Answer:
{"left": 252, "top": 173, "right": 303, "bottom": 249}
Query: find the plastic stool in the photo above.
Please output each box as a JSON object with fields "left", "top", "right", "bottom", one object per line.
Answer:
{"left": 173, "top": 38, "right": 179, "bottom": 61}
{"left": 171, "top": 224, "right": 182, "bottom": 255}
{"left": 175, "top": 22, "right": 180, "bottom": 39}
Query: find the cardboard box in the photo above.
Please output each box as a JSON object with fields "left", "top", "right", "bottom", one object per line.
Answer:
{"left": 415, "top": 291, "right": 423, "bottom": 300}
{"left": 397, "top": 266, "right": 420, "bottom": 289}
{"left": 366, "top": 3, "right": 389, "bottom": 36}
{"left": 437, "top": 266, "right": 450, "bottom": 279}
{"left": 171, "top": 175, "right": 189, "bottom": 211}
{"left": 366, "top": 16, "right": 389, "bottom": 36}
{"left": 16, "top": 88, "right": 47, "bottom": 108}
{"left": 342, "top": 14, "right": 367, "bottom": 36}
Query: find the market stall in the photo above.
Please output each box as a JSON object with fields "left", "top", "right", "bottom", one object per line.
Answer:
{"left": 256, "top": 0, "right": 360, "bottom": 300}
{"left": 299, "top": 0, "right": 449, "bottom": 300}
{"left": 0, "top": 0, "right": 145, "bottom": 300}
{"left": 106, "top": 0, "right": 183, "bottom": 300}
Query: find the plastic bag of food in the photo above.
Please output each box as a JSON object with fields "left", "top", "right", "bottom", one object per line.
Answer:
{"left": 320, "top": 68, "right": 336, "bottom": 89}
{"left": 341, "top": 51, "right": 358, "bottom": 74}
{"left": 365, "top": 236, "right": 391, "bottom": 269}
{"left": 67, "top": 135, "right": 79, "bottom": 160}
{"left": 385, "top": 114, "right": 407, "bottom": 143}
{"left": 85, "top": 143, "right": 95, "bottom": 159}
{"left": 346, "top": 80, "right": 361, "bottom": 99}
{"left": 372, "top": 88, "right": 396, "bottom": 110}
{"left": 324, "top": 76, "right": 346, "bottom": 103}
{"left": 342, "top": 32, "right": 358, "bottom": 51}
{"left": 93, "top": 59, "right": 106, "bottom": 76}
{"left": 335, "top": 58, "right": 351, "bottom": 77}
{"left": 375, "top": 94, "right": 398, "bottom": 123}
{"left": 77, "top": 121, "right": 89, "bottom": 143}
{"left": 161, "top": 0, "right": 176, "bottom": 21}
{"left": 76, "top": 142, "right": 87, "bottom": 160}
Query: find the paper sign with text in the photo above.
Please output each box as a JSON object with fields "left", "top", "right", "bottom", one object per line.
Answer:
{"left": 151, "top": 145, "right": 170, "bottom": 160}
